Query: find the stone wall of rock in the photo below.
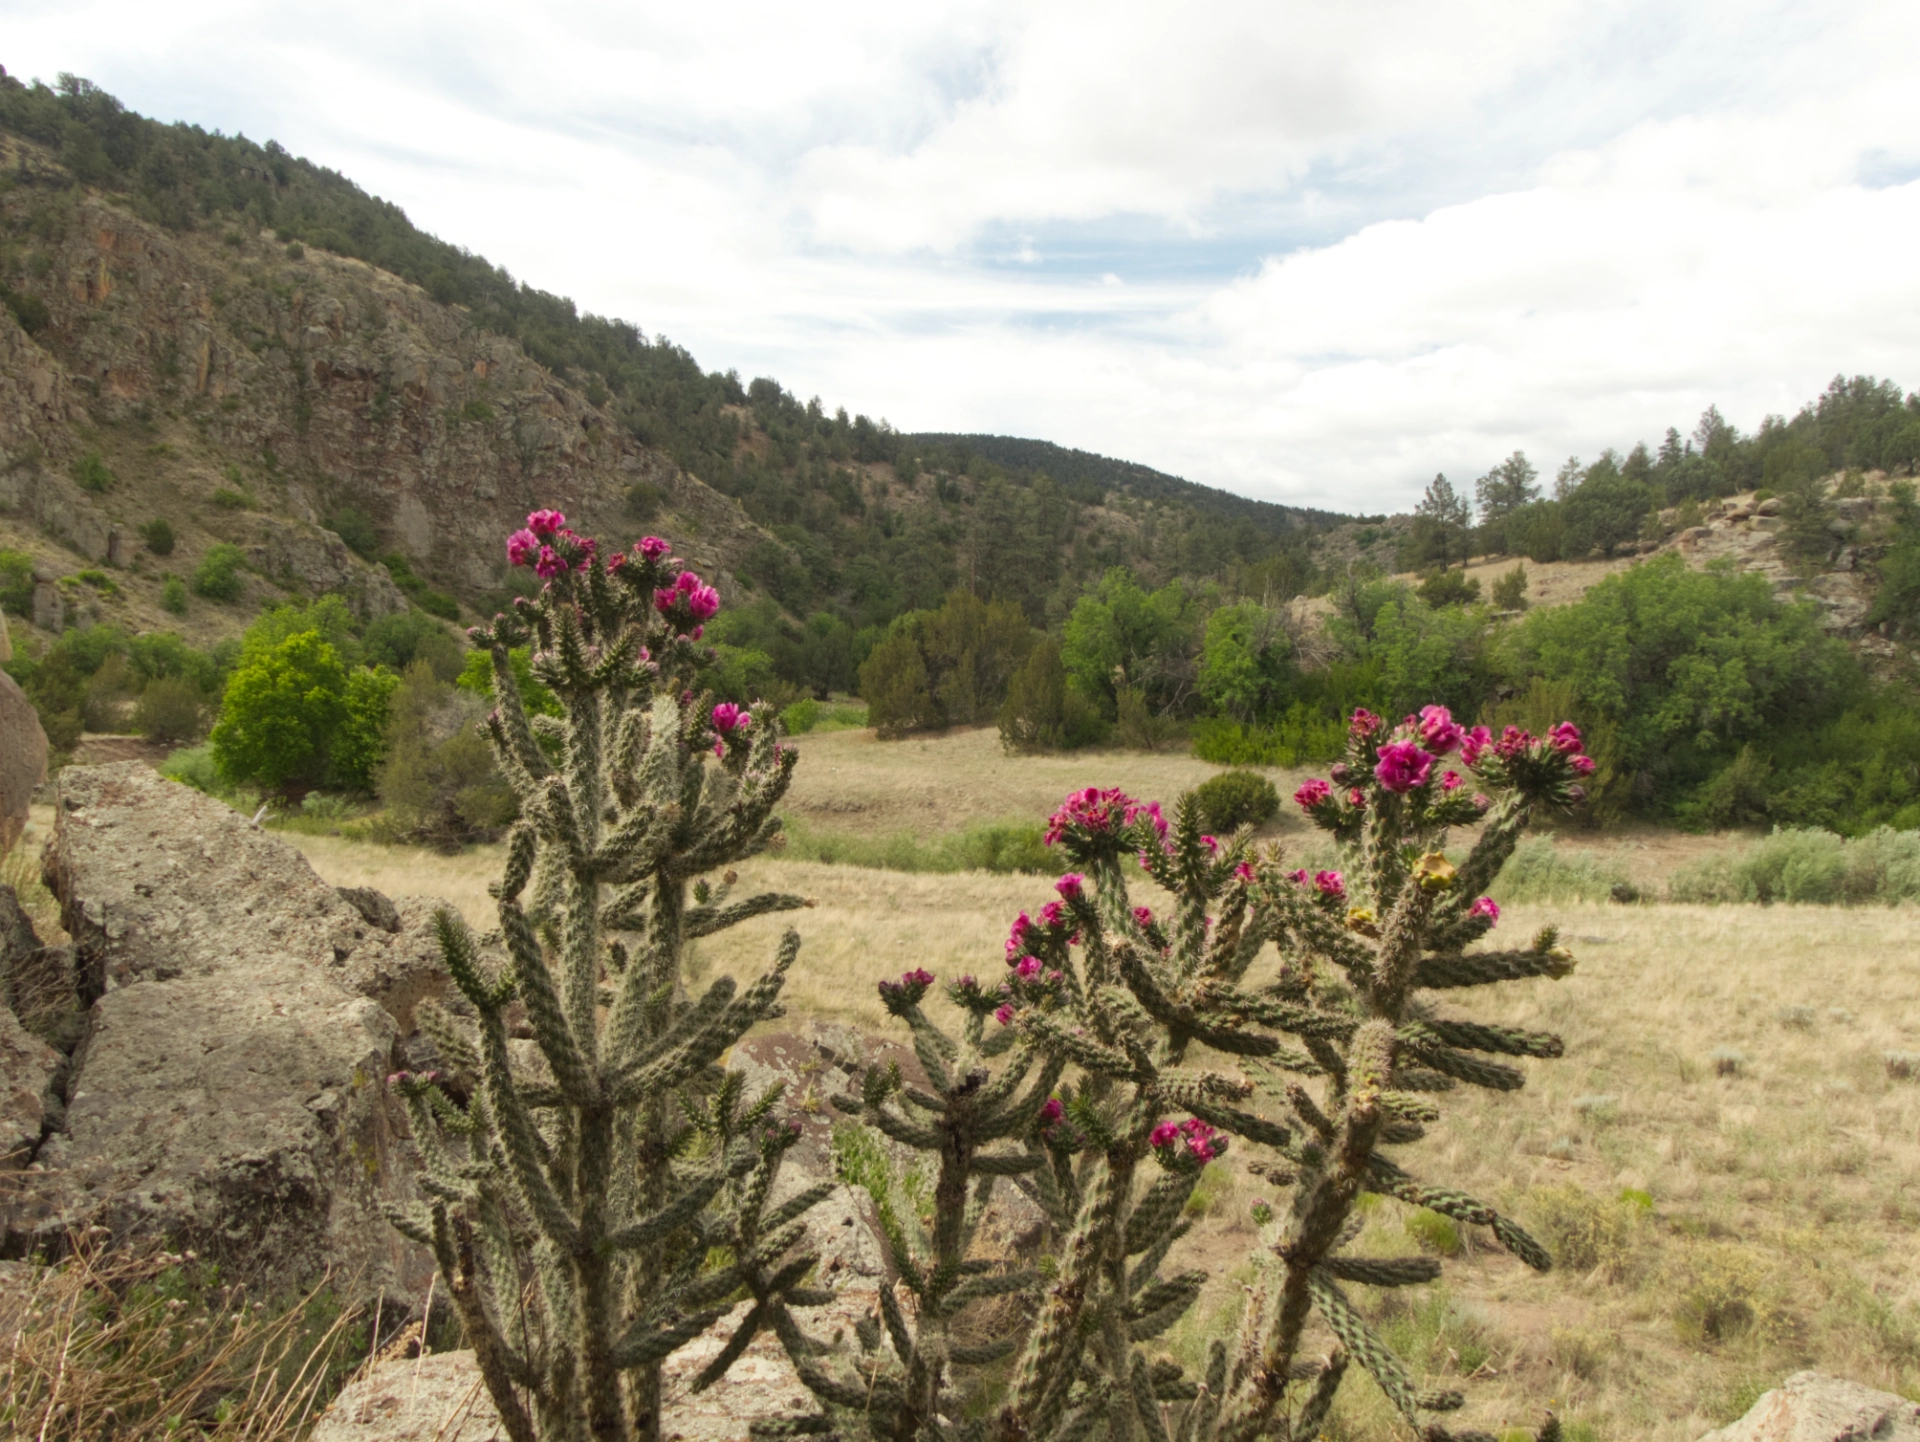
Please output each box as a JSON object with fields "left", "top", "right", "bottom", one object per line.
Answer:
{"left": 0, "top": 762, "right": 458, "bottom": 1300}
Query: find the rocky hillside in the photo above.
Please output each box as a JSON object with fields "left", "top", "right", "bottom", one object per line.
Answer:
{"left": 0, "top": 129, "right": 771, "bottom": 647}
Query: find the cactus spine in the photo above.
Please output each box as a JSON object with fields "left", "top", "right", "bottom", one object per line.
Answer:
{"left": 386, "top": 516, "right": 825, "bottom": 1442}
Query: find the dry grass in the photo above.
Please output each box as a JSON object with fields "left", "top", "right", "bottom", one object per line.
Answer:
{"left": 288, "top": 810, "right": 1920, "bottom": 1438}
{"left": 0, "top": 1237, "right": 377, "bottom": 1440}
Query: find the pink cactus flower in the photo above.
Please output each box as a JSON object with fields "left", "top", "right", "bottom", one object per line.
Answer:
{"left": 994, "top": 1005, "right": 1015, "bottom": 1026}
{"left": 1418, "top": 704, "right": 1465, "bottom": 755}
{"left": 534, "top": 546, "right": 565, "bottom": 579}
{"left": 1549, "top": 721, "right": 1584, "bottom": 754}
{"left": 506, "top": 528, "right": 540, "bottom": 566}
{"left": 1200, "top": 834, "right": 1219, "bottom": 855}
{"left": 1571, "top": 754, "right": 1596, "bottom": 775}
{"left": 638, "top": 536, "right": 672, "bottom": 561}
{"left": 1234, "top": 861, "right": 1255, "bottom": 882}
{"left": 1132, "top": 905, "right": 1154, "bottom": 929}
{"left": 1349, "top": 788, "right": 1367, "bottom": 808}
{"left": 1039, "top": 1097, "right": 1064, "bottom": 1127}
{"left": 1314, "top": 870, "right": 1345, "bottom": 899}
{"left": 712, "top": 702, "right": 747, "bottom": 735}
{"left": 1469, "top": 896, "right": 1500, "bottom": 926}
{"left": 1460, "top": 725, "right": 1493, "bottom": 766}
{"left": 526, "top": 509, "right": 567, "bottom": 537}
{"left": 1055, "top": 873, "right": 1086, "bottom": 900}
{"left": 1472, "top": 792, "right": 1492, "bottom": 810}
{"left": 1441, "top": 770, "right": 1463, "bottom": 790}
{"left": 1149, "top": 1121, "right": 1180, "bottom": 1148}
{"left": 1016, "top": 955, "right": 1041, "bottom": 979}
{"left": 1350, "top": 708, "right": 1383, "bottom": 738}
{"left": 1039, "top": 901, "right": 1067, "bottom": 928}
{"left": 1294, "top": 778, "right": 1332, "bottom": 810}
{"left": 1374, "top": 741, "right": 1433, "bottom": 793}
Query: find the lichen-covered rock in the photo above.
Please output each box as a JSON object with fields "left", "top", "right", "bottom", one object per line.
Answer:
{"left": 0, "top": 1006, "right": 58, "bottom": 1168}
{"left": 0, "top": 669, "right": 45, "bottom": 850}
{"left": 0, "top": 762, "right": 459, "bottom": 1297}
{"left": 1698, "top": 1370, "right": 1920, "bottom": 1441}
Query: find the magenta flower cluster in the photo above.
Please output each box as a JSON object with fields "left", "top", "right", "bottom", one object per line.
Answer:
{"left": 654, "top": 570, "right": 720, "bottom": 625}
{"left": 1291, "top": 705, "right": 1598, "bottom": 813}
{"left": 1469, "top": 896, "right": 1500, "bottom": 925}
{"left": 1043, "top": 786, "right": 1167, "bottom": 848}
{"left": 1150, "top": 1116, "right": 1219, "bottom": 1162}
{"left": 505, "top": 508, "right": 600, "bottom": 578}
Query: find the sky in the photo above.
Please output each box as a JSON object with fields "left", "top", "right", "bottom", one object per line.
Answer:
{"left": 5, "top": 1, "right": 1920, "bottom": 514}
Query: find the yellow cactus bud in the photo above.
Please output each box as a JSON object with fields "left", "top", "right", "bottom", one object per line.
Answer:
{"left": 1414, "top": 851, "right": 1457, "bottom": 892}
{"left": 1346, "top": 906, "right": 1379, "bottom": 937}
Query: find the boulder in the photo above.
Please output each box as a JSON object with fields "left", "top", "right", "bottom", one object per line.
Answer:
{"left": 0, "top": 669, "right": 46, "bottom": 850}
{"left": 314, "top": 1289, "right": 880, "bottom": 1442}
{"left": 29, "top": 567, "right": 62, "bottom": 633}
{"left": 1698, "top": 1370, "right": 1920, "bottom": 1441}
{"left": 1755, "top": 496, "right": 1783, "bottom": 517}
{"left": 0, "top": 882, "right": 80, "bottom": 1053}
{"left": 0, "top": 1006, "right": 59, "bottom": 1168}
{"left": 1, "top": 763, "right": 459, "bottom": 1299}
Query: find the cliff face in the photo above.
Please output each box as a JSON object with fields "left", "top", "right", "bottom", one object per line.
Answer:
{"left": 0, "top": 136, "right": 768, "bottom": 641}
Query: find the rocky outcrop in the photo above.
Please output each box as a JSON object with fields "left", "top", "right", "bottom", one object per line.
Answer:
{"left": 1, "top": 763, "right": 457, "bottom": 1299}
{"left": 0, "top": 171, "right": 772, "bottom": 630}
{"left": 0, "top": 1007, "right": 59, "bottom": 1168}
{"left": 0, "top": 668, "right": 46, "bottom": 850}
{"left": 1697, "top": 1370, "right": 1920, "bottom": 1440}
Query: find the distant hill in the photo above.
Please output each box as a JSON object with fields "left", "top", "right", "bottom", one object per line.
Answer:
{"left": 906, "top": 434, "right": 1351, "bottom": 537}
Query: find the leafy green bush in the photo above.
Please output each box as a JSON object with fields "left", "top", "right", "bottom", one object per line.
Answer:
{"left": 191, "top": 543, "right": 246, "bottom": 601}
{"left": 209, "top": 632, "right": 353, "bottom": 791}
{"left": 997, "top": 636, "right": 1106, "bottom": 751}
{"left": 1, "top": 283, "right": 49, "bottom": 334}
{"left": 160, "top": 575, "right": 187, "bottom": 614}
{"left": 1193, "top": 768, "right": 1280, "bottom": 833}
{"left": 1492, "top": 563, "right": 1529, "bottom": 611}
{"left": 323, "top": 508, "right": 378, "bottom": 558}
{"left": 1190, "top": 704, "right": 1346, "bottom": 767}
{"left": 1416, "top": 567, "right": 1481, "bottom": 608}
{"left": 71, "top": 449, "right": 114, "bottom": 493}
{"left": 159, "top": 743, "right": 219, "bottom": 793}
{"left": 373, "top": 662, "right": 513, "bottom": 846}
{"left": 1667, "top": 826, "right": 1920, "bottom": 905}
{"left": 0, "top": 548, "right": 34, "bottom": 616}
{"left": 780, "top": 697, "right": 820, "bottom": 733}
{"left": 137, "top": 518, "right": 175, "bottom": 555}
{"left": 134, "top": 676, "right": 207, "bottom": 744}
{"left": 210, "top": 487, "right": 252, "bottom": 510}
{"left": 363, "top": 609, "right": 463, "bottom": 679}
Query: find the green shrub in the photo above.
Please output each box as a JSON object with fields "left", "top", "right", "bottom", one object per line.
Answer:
{"left": 460, "top": 399, "right": 494, "bottom": 422}
{"left": 780, "top": 697, "right": 821, "bottom": 734}
{"left": 1404, "top": 1208, "right": 1462, "bottom": 1256}
{"left": 373, "top": 662, "right": 512, "bottom": 845}
{"left": 160, "top": 575, "right": 188, "bottom": 614}
{"left": 1193, "top": 768, "right": 1280, "bottom": 833}
{"left": 209, "top": 632, "right": 351, "bottom": 791}
{"left": 1668, "top": 826, "right": 1920, "bottom": 905}
{"left": 1491, "top": 563, "right": 1529, "bottom": 611}
{"left": 415, "top": 589, "right": 460, "bottom": 620}
{"left": 71, "top": 449, "right": 115, "bottom": 493}
{"left": 210, "top": 486, "right": 253, "bottom": 510}
{"left": 137, "top": 518, "right": 176, "bottom": 556}
{"left": 191, "top": 543, "right": 246, "bottom": 601}
{"left": 363, "top": 610, "right": 463, "bottom": 679}
{"left": 1523, "top": 1183, "right": 1645, "bottom": 1278}
{"left": 323, "top": 508, "right": 378, "bottom": 558}
{"left": 997, "top": 636, "right": 1105, "bottom": 751}
{"left": 1415, "top": 567, "right": 1481, "bottom": 608}
{"left": 1, "top": 284, "right": 50, "bottom": 334}
{"left": 134, "top": 676, "right": 207, "bottom": 744}
{"left": 0, "top": 549, "right": 32, "bottom": 616}
{"left": 1191, "top": 704, "right": 1347, "bottom": 768}
{"left": 74, "top": 568, "right": 117, "bottom": 595}
{"left": 159, "top": 743, "right": 219, "bottom": 793}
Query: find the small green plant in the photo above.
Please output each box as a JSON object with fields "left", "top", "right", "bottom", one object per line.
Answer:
{"left": 1192, "top": 767, "right": 1280, "bottom": 833}
{"left": 161, "top": 574, "right": 188, "bottom": 614}
{"left": 191, "top": 543, "right": 246, "bottom": 601}
{"left": 0, "top": 548, "right": 33, "bottom": 616}
{"left": 211, "top": 486, "right": 253, "bottom": 510}
{"left": 72, "top": 449, "right": 115, "bottom": 493}
{"left": 1491, "top": 563, "right": 1529, "bottom": 611}
{"left": 460, "top": 398, "right": 495, "bottom": 422}
{"left": 159, "top": 742, "right": 220, "bottom": 793}
{"left": 1416, "top": 566, "right": 1482, "bottom": 608}
{"left": 73, "top": 568, "right": 117, "bottom": 595}
{"left": 285, "top": 241, "right": 304, "bottom": 260}
{"left": 138, "top": 517, "right": 176, "bottom": 555}
{"left": 1405, "top": 1208, "right": 1463, "bottom": 1256}
{"left": 134, "top": 676, "right": 208, "bottom": 744}
{"left": 324, "top": 507, "right": 379, "bottom": 557}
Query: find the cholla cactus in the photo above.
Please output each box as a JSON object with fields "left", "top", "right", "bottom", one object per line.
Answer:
{"left": 385, "top": 513, "right": 826, "bottom": 1442}
{"left": 792, "top": 707, "right": 1590, "bottom": 1442}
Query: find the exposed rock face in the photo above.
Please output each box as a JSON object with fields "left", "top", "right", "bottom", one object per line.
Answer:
{"left": 0, "top": 668, "right": 46, "bottom": 849}
{"left": 1697, "top": 1370, "right": 1920, "bottom": 1441}
{"left": 0, "top": 1007, "right": 59, "bottom": 1168}
{"left": 0, "top": 177, "right": 771, "bottom": 626}
{"left": 2, "top": 763, "right": 457, "bottom": 1299}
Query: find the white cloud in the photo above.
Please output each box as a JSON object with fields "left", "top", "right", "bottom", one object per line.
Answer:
{"left": 4, "top": 0, "right": 1920, "bottom": 512}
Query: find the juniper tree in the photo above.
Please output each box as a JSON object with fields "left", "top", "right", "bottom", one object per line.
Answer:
{"left": 785, "top": 707, "right": 1592, "bottom": 1442}
{"left": 385, "top": 512, "right": 829, "bottom": 1442}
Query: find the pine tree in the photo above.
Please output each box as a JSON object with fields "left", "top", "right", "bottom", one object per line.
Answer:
{"left": 386, "top": 513, "right": 826, "bottom": 1442}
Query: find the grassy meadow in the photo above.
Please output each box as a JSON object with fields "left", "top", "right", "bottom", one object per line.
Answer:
{"left": 15, "top": 727, "right": 1920, "bottom": 1438}
{"left": 276, "top": 726, "right": 1920, "bottom": 1439}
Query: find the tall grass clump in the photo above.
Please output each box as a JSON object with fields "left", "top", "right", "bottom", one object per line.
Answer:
{"left": 1668, "top": 825, "right": 1920, "bottom": 905}
{"left": 384, "top": 514, "right": 826, "bottom": 1442}
{"left": 778, "top": 705, "right": 1594, "bottom": 1440}
{"left": 0, "top": 1237, "right": 376, "bottom": 1441}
